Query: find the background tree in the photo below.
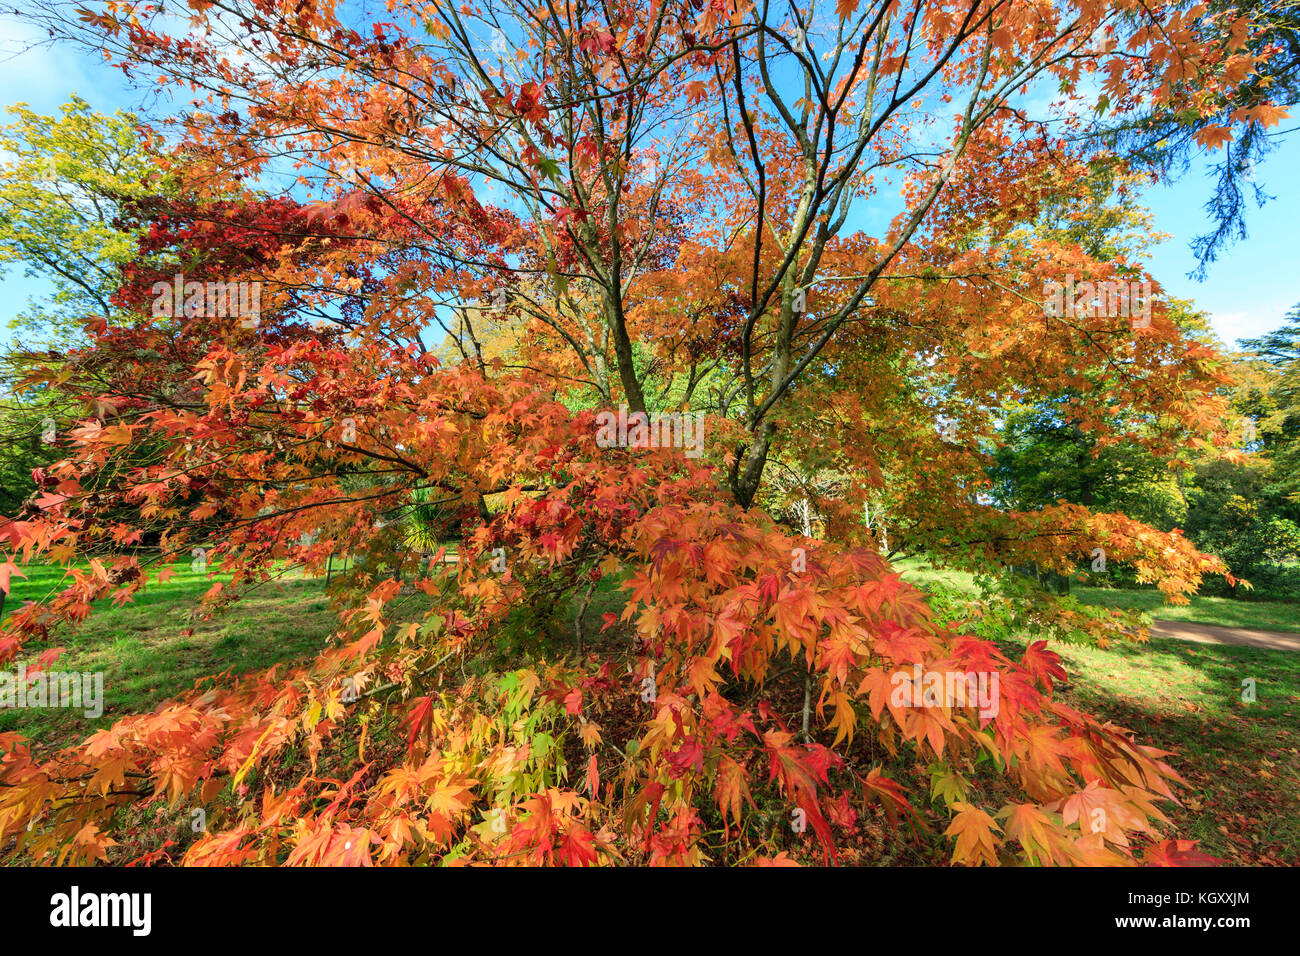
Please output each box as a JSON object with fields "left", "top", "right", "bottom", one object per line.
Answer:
{"left": 1237, "top": 300, "right": 1300, "bottom": 510}
{"left": 1182, "top": 457, "right": 1300, "bottom": 595}
{"left": 989, "top": 401, "right": 1186, "bottom": 532}
{"left": 0, "top": 96, "right": 163, "bottom": 348}
{"left": 0, "top": 98, "right": 168, "bottom": 526}
{"left": 1171, "top": 303, "right": 1300, "bottom": 596}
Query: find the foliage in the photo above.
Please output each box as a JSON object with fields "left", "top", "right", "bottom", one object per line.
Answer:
{"left": 0, "top": 0, "right": 1282, "bottom": 867}
{"left": 0, "top": 96, "right": 164, "bottom": 348}
{"left": 1183, "top": 459, "right": 1300, "bottom": 595}
{"left": 1236, "top": 302, "right": 1300, "bottom": 512}
{"left": 989, "top": 402, "right": 1186, "bottom": 532}
{"left": 0, "top": 362, "right": 1209, "bottom": 866}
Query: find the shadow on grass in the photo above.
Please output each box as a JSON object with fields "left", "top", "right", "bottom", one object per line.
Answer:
{"left": 992, "top": 632, "right": 1300, "bottom": 865}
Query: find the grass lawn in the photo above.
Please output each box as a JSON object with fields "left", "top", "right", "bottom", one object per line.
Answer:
{"left": 0, "top": 563, "right": 339, "bottom": 746}
{"left": 894, "top": 556, "right": 1300, "bottom": 864}
{"left": 1073, "top": 586, "right": 1300, "bottom": 633}
{"left": 893, "top": 556, "right": 1300, "bottom": 633}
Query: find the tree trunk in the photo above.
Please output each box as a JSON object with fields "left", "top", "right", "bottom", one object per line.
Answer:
{"left": 604, "top": 290, "right": 646, "bottom": 414}
{"left": 728, "top": 420, "right": 775, "bottom": 508}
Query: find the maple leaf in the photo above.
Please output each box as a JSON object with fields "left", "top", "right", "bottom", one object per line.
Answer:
{"left": 560, "top": 824, "right": 599, "bottom": 866}
{"left": 1194, "top": 125, "right": 1233, "bottom": 149}
{"left": 1144, "top": 839, "right": 1220, "bottom": 867}
{"left": 929, "top": 766, "right": 969, "bottom": 807}
{"left": 752, "top": 851, "right": 801, "bottom": 866}
{"left": 1020, "top": 640, "right": 1068, "bottom": 692}
{"left": 998, "top": 803, "right": 1066, "bottom": 866}
{"left": 34, "top": 492, "right": 68, "bottom": 512}
{"left": 763, "top": 730, "right": 836, "bottom": 857}
{"left": 1237, "top": 103, "right": 1290, "bottom": 128}
{"left": 666, "top": 738, "right": 704, "bottom": 778}
{"left": 861, "top": 767, "right": 922, "bottom": 832}
{"left": 89, "top": 753, "right": 136, "bottom": 795}
{"left": 713, "top": 755, "right": 753, "bottom": 828}
{"left": 554, "top": 205, "right": 589, "bottom": 226}
{"left": 946, "top": 803, "right": 1001, "bottom": 866}
{"left": 71, "top": 821, "right": 118, "bottom": 864}
{"left": 35, "top": 646, "right": 67, "bottom": 669}
{"left": 0, "top": 559, "right": 28, "bottom": 596}
{"left": 563, "top": 686, "right": 583, "bottom": 715}
{"left": 403, "top": 696, "right": 435, "bottom": 752}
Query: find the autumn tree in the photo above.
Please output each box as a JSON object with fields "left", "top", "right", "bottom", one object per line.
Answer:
{"left": 0, "top": 0, "right": 1278, "bottom": 867}
{"left": 21, "top": 0, "right": 1273, "bottom": 503}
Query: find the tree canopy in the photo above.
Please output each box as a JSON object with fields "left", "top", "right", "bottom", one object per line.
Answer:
{"left": 0, "top": 0, "right": 1289, "bottom": 867}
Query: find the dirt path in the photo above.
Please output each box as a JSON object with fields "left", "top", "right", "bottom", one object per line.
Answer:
{"left": 1150, "top": 619, "right": 1300, "bottom": 652}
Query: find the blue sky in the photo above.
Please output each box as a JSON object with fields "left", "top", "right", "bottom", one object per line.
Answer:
{"left": 1141, "top": 131, "right": 1299, "bottom": 344}
{"left": 0, "top": 12, "right": 1295, "bottom": 349}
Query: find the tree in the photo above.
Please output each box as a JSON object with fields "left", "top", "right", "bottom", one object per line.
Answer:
{"left": 22, "top": 0, "right": 1269, "bottom": 504}
{"left": 1237, "top": 301, "right": 1300, "bottom": 504}
{"left": 1183, "top": 458, "right": 1300, "bottom": 594}
{"left": 0, "top": 0, "right": 1274, "bottom": 867}
{"left": 990, "top": 401, "right": 1186, "bottom": 531}
{"left": 0, "top": 98, "right": 169, "bottom": 530}
{"left": 1175, "top": 303, "right": 1300, "bottom": 596}
{"left": 0, "top": 96, "right": 164, "bottom": 349}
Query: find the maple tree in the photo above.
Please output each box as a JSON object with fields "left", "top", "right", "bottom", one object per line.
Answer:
{"left": 0, "top": 0, "right": 1286, "bottom": 866}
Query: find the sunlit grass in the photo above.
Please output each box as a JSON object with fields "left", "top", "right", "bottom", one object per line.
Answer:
{"left": 0, "top": 562, "right": 336, "bottom": 745}
{"left": 892, "top": 555, "right": 1300, "bottom": 632}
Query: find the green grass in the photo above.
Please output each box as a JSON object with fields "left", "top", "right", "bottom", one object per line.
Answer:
{"left": 892, "top": 555, "right": 1300, "bottom": 633}
{"left": 1073, "top": 586, "right": 1300, "bottom": 633}
{"left": 890, "top": 558, "right": 979, "bottom": 593}
{"left": 4, "top": 561, "right": 222, "bottom": 614}
{"left": 1, "top": 563, "right": 338, "bottom": 746}
{"left": 990, "top": 630, "right": 1300, "bottom": 864}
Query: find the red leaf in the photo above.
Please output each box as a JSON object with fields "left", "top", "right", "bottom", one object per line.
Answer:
{"left": 403, "top": 696, "right": 435, "bottom": 752}
{"left": 560, "top": 824, "right": 598, "bottom": 866}
{"left": 0, "top": 559, "right": 27, "bottom": 596}
{"left": 1021, "top": 640, "right": 1067, "bottom": 692}
{"left": 1144, "top": 839, "right": 1220, "bottom": 867}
